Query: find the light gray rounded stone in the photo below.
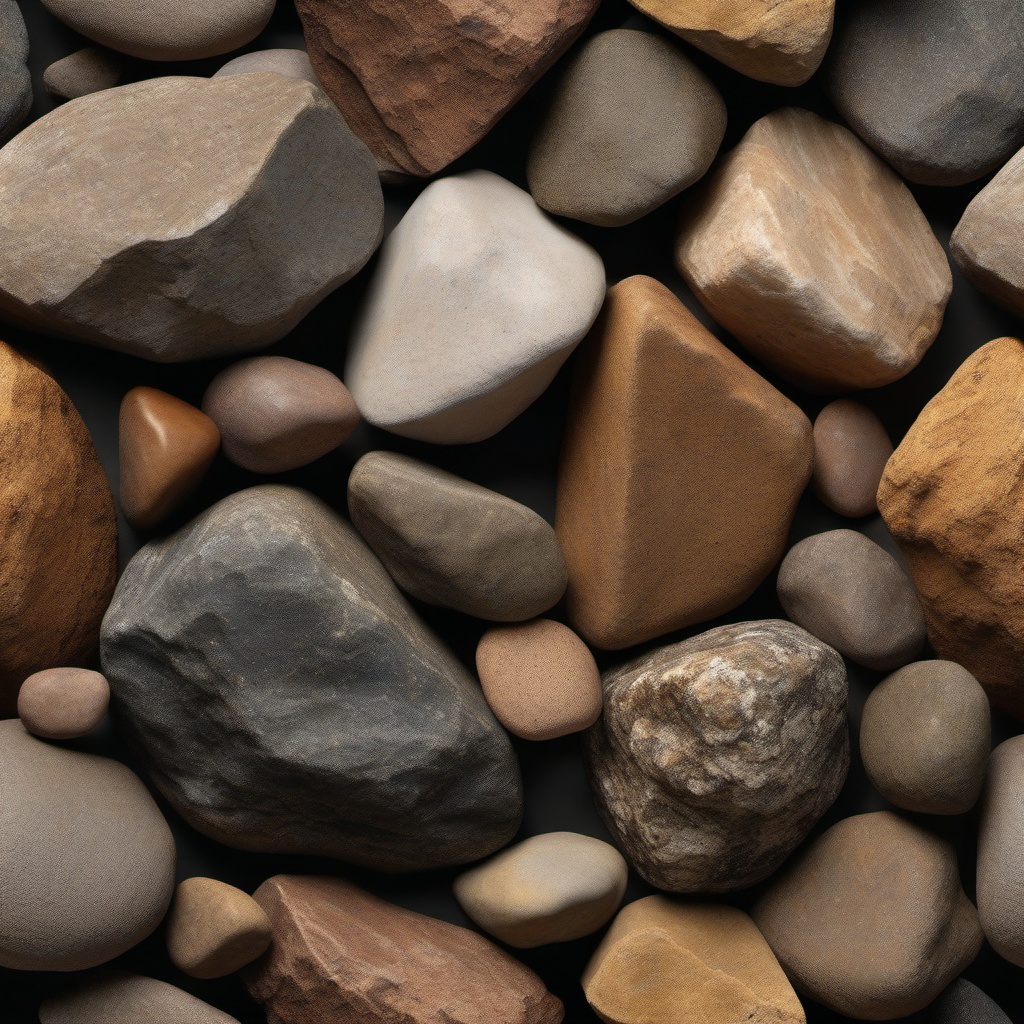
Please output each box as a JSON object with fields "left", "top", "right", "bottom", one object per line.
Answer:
{"left": 215, "top": 48, "right": 319, "bottom": 85}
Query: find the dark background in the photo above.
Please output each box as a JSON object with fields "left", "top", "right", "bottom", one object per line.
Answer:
{"left": 3, "top": 0, "right": 1022, "bottom": 1021}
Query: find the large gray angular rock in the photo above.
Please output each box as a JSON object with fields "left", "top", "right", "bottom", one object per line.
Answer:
{"left": 0, "top": 74, "right": 383, "bottom": 362}
{"left": 100, "top": 485, "right": 522, "bottom": 872}
{"left": 585, "top": 620, "right": 848, "bottom": 892}
{"left": 0, "top": 0, "right": 30, "bottom": 142}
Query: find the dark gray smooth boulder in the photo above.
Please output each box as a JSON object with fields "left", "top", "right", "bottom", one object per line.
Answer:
{"left": 0, "top": 0, "right": 30, "bottom": 142}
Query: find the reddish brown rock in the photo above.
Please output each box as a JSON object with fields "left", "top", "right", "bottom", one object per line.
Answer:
{"left": 812, "top": 399, "right": 893, "bottom": 517}
{"left": 244, "top": 874, "right": 564, "bottom": 1024}
{"left": 17, "top": 667, "right": 109, "bottom": 739}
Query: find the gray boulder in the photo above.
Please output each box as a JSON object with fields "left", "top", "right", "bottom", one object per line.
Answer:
{"left": 0, "top": 0, "right": 30, "bottom": 142}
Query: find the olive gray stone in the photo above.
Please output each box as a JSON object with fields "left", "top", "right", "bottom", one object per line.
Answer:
{"left": 0, "top": 0, "right": 30, "bottom": 142}
{"left": 585, "top": 619, "right": 848, "bottom": 892}
{"left": 214, "top": 48, "right": 319, "bottom": 85}
{"left": 100, "top": 485, "right": 522, "bottom": 872}
{"left": 44, "top": 47, "right": 122, "bottom": 99}
{"left": 348, "top": 451, "right": 568, "bottom": 622}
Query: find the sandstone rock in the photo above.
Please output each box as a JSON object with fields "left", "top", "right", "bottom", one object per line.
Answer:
{"left": 556, "top": 276, "right": 811, "bottom": 649}
{"left": 295, "top": 0, "right": 599, "bottom": 179}
{"left": 583, "top": 897, "right": 804, "bottom": 1024}
{"left": 345, "top": 170, "right": 604, "bottom": 443}
{"left": 244, "top": 874, "right": 564, "bottom": 1024}
{"left": 43, "top": 47, "right": 122, "bottom": 99}
{"left": 527, "top": 29, "right": 726, "bottom": 227}
{"left": 348, "top": 452, "right": 567, "bottom": 621}
{"left": 586, "top": 620, "right": 847, "bottom": 892}
{"left": 812, "top": 399, "right": 892, "bottom": 518}
{"left": 753, "top": 811, "right": 983, "bottom": 1019}
{"left": 120, "top": 386, "right": 220, "bottom": 530}
{"left": 0, "top": 720, "right": 175, "bottom": 971}
{"left": 861, "top": 661, "right": 990, "bottom": 815}
{"left": 166, "top": 877, "right": 272, "bottom": 979}
{"left": 0, "top": 75, "right": 383, "bottom": 362}
{"left": 827, "top": 0, "right": 1024, "bottom": 186}
{"left": 877, "top": 337, "right": 1024, "bottom": 718}
{"left": 0, "top": 0, "right": 31, "bottom": 141}
{"left": 203, "top": 356, "right": 357, "bottom": 473}
{"left": 476, "top": 619, "right": 601, "bottom": 740}
{"left": 215, "top": 49, "right": 318, "bottom": 85}
{"left": 17, "top": 667, "right": 110, "bottom": 740}
{"left": 100, "top": 485, "right": 521, "bottom": 871}
{"left": 675, "top": 107, "right": 951, "bottom": 393}
{"left": 0, "top": 342, "right": 117, "bottom": 715}
{"left": 923, "top": 979, "right": 1012, "bottom": 1024}
{"left": 776, "top": 529, "right": 927, "bottom": 671}
{"left": 454, "top": 832, "right": 627, "bottom": 947}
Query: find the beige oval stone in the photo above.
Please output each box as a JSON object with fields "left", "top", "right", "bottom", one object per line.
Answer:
{"left": 18, "top": 667, "right": 110, "bottom": 740}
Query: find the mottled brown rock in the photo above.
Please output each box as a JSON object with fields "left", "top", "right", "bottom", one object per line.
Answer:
{"left": 244, "top": 874, "right": 564, "bottom": 1024}
{"left": 17, "top": 667, "right": 110, "bottom": 739}
{"left": 120, "top": 386, "right": 219, "bottom": 530}
{"left": 754, "top": 811, "right": 983, "bottom": 1019}
{"left": 0, "top": 342, "right": 117, "bottom": 715}
{"left": 295, "top": 0, "right": 599, "bottom": 179}
{"left": 877, "top": 337, "right": 1024, "bottom": 718}
{"left": 583, "top": 897, "right": 805, "bottom": 1024}
{"left": 812, "top": 399, "right": 893, "bottom": 517}
{"left": 43, "top": 47, "right": 121, "bottom": 100}
{"left": 676, "top": 108, "right": 951, "bottom": 393}
{"left": 556, "top": 275, "right": 811, "bottom": 650}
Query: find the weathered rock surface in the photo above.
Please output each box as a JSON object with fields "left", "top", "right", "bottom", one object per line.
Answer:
{"left": 754, "top": 812, "right": 983, "bottom": 1019}
{"left": 0, "top": 342, "right": 117, "bottom": 715}
{"left": 812, "top": 399, "right": 892, "bottom": 518}
{"left": 295, "top": 0, "right": 599, "bottom": 179}
{"left": 676, "top": 107, "right": 951, "bottom": 392}
{"left": 244, "top": 875, "right": 564, "bottom": 1024}
{"left": 556, "top": 276, "right": 811, "bottom": 650}
{"left": 348, "top": 452, "right": 567, "bottom": 622}
{"left": 583, "top": 897, "right": 805, "bottom": 1024}
{"left": 527, "top": 29, "right": 726, "bottom": 227}
{"left": 0, "top": 75, "right": 383, "bottom": 362}
{"left": 100, "top": 485, "right": 522, "bottom": 871}
{"left": 215, "top": 49, "right": 318, "bottom": 85}
{"left": 18, "top": 667, "right": 110, "bottom": 740}
{"left": 922, "top": 979, "right": 1013, "bottom": 1024}
{"left": 585, "top": 620, "right": 848, "bottom": 892}
{"left": 0, "top": 720, "right": 175, "bottom": 971}
{"left": 877, "top": 337, "right": 1024, "bottom": 718}
{"left": 44, "top": 47, "right": 121, "bottom": 99}
{"left": 345, "top": 170, "right": 604, "bottom": 443}
{"left": 827, "top": 0, "right": 1024, "bottom": 186}
{"left": 0, "top": 0, "right": 31, "bottom": 140}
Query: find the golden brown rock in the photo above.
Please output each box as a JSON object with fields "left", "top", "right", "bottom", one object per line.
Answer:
{"left": 556, "top": 275, "right": 812, "bottom": 650}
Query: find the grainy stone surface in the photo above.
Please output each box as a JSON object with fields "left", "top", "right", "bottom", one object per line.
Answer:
{"left": 556, "top": 276, "right": 811, "bottom": 650}
{"left": 101, "top": 485, "right": 521, "bottom": 871}
{"left": 214, "top": 49, "right": 318, "bottom": 85}
{"left": 43, "top": 47, "right": 121, "bottom": 99}
{"left": 812, "top": 400, "right": 892, "bottom": 518}
{"left": 676, "top": 107, "right": 951, "bottom": 392}
{"left": 0, "top": 0, "right": 30, "bottom": 141}
{"left": 586, "top": 620, "right": 848, "bottom": 892}
{"left": 17, "top": 667, "right": 110, "bottom": 740}
{"left": 920, "top": 979, "right": 1013, "bottom": 1024}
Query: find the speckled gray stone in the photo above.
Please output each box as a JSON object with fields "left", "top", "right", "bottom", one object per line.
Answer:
{"left": 0, "top": 0, "right": 30, "bottom": 142}
{"left": 917, "top": 979, "right": 1012, "bottom": 1024}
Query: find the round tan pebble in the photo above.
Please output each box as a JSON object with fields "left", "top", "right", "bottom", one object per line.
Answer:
{"left": 476, "top": 619, "right": 602, "bottom": 741}
{"left": 166, "top": 876, "right": 272, "bottom": 979}
{"left": 17, "top": 667, "right": 109, "bottom": 739}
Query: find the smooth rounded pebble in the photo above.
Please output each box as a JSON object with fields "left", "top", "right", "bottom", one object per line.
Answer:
{"left": 476, "top": 620, "right": 601, "bottom": 741}
{"left": 214, "top": 48, "right": 319, "bottom": 84}
{"left": 17, "top": 667, "right": 110, "bottom": 740}
{"left": 454, "top": 832, "right": 626, "bottom": 948}
{"left": 812, "top": 400, "right": 893, "bottom": 518}
{"left": 203, "top": 356, "right": 358, "bottom": 474}
{"left": 43, "top": 47, "right": 121, "bottom": 100}
{"left": 920, "top": 978, "right": 1012, "bottom": 1023}
{"left": 166, "top": 877, "right": 272, "bottom": 979}
{"left": 861, "top": 661, "right": 990, "bottom": 815}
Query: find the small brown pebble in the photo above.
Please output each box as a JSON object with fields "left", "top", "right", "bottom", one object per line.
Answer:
{"left": 476, "top": 619, "right": 601, "bottom": 740}
{"left": 17, "top": 667, "right": 109, "bottom": 739}
{"left": 812, "top": 399, "right": 893, "bottom": 517}
{"left": 203, "top": 356, "right": 358, "bottom": 473}
{"left": 166, "top": 877, "right": 272, "bottom": 979}
{"left": 43, "top": 47, "right": 121, "bottom": 100}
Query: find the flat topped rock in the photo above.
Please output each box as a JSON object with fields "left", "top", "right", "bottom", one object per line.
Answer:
{"left": 676, "top": 107, "right": 951, "bottom": 393}
{"left": 0, "top": 0, "right": 31, "bottom": 140}
{"left": 0, "top": 74, "right": 383, "bottom": 362}
{"left": 44, "top": 47, "right": 122, "bottom": 99}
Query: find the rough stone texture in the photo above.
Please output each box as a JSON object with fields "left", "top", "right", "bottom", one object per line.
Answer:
{"left": 120, "top": 386, "right": 220, "bottom": 530}
{"left": 676, "top": 107, "right": 951, "bottom": 393}
{"left": 244, "top": 875, "right": 564, "bottom": 1024}
{"left": 583, "top": 897, "right": 805, "bottom": 1024}
{"left": 215, "top": 49, "right": 318, "bottom": 85}
{"left": 812, "top": 399, "right": 892, "bottom": 518}
{"left": 295, "top": 0, "right": 599, "bottom": 179}
{"left": 0, "top": 720, "right": 176, "bottom": 971}
{"left": 921, "top": 979, "right": 1012, "bottom": 1024}
{"left": 345, "top": 170, "right": 604, "bottom": 443}
{"left": 44, "top": 47, "right": 122, "bottom": 99}
{"left": 17, "top": 667, "right": 110, "bottom": 740}
{"left": 0, "top": 0, "right": 30, "bottom": 142}
{"left": 827, "top": 0, "right": 1024, "bottom": 187}
{"left": 100, "top": 485, "right": 522, "bottom": 871}
{"left": 454, "top": 832, "right": 627, "bottom": 947}
{"left": 585, "top": 620, "right": 848, "bottom": 893}
{"left": 776, "top": 529, "right": 927, "bottom": 671}
{"left": 527, "top": 29, "right": 726, "bottom": 227}
{"left": 877, "top": 337, "right": 1024, "bottom": 719}
{"left": 861, "top": 661, "right": 990, "bottom": 815}
{"left": 166, "top": 877, "right": 272, "bottom": 979}
{"left": 753, "top": 812, "right": 983, "bottom": 1019}
{"left": 348, "top": 452, "right": 567, "bottom": 622}
{"left": 39, "top": 972, "right": 239, "bottom": 1024}
{"left": 0, "top": 342, "right": 117, "bottom": 715}
{"left": 556, "top": 276, "right": 811, "bottom": 650}
{"left": 0, "top": 75, "right": 383, "bottom": 362}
